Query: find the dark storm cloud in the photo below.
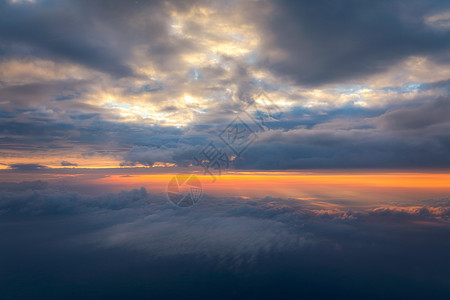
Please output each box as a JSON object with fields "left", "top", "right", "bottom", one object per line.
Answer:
{"left": 380, "top": 95, "right": 450, "bottom": 130}
{"left": 4, "top": 90, "right": 446, "bottom": 170}
{"left": 0, "top": 0, "right": 133, "bottom": 77}
{"left": 254, "top": 0, "right": 450, "bottom": 85}
{"left": 115, "top": 92, "right": 450, "bottom": 169}
{"left": 1, "top": 0, "right": 450, "bottom": 170}
{"left": 235, "top": 94, "right": 450, "bottom": 169}
{"left": 0, "top": 79, "right": 92, "bottom": 107}
{"left": 0, "top": 0, "right": 201, "bottom": 77}
{"left": 0, "top": 115, "right": 184, "bottom": 153}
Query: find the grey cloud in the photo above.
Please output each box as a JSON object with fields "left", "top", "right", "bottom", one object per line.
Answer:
{"left": 0, "top": 180, "right": 48, "bottom": 192}
{"left": 0, "top": 1, "right": 133, "bottom": 77}
{"left": 1, "top": 181, "right": 449, "bottom": 253}
{"left": 235, "top": 94, "right": 450, "bottom": 169}
{"left": 0, "top": 116, "right": 185, "bottom": 156}
{"left": 2, "top": 0, "right": 450, "bottom": 171}
{"left": 0, "top": 181, "right": 449, "bottom": 276}
{"left": 0, "top": 183, "right": 150, "bottom": 215}
{"left": 380, "top": 96, "right": 450, "bottom": 130}
{"left": 120, "top": 145, "right": 176, "bottom": 166}
{"left": 252, "top": 0, "right": 450, "bottom": 86}
{"left": 0, "top": 0, "right": 204, "bottom": 77}
{"left": 8, "top": 163, "right": 49, "bottom": 171}
{"left": 117, "top": 93, "right": 450, "bottom": 170}
{"left": 121, "top": 143, "right": 203, "bottom": 167}
{"left": 1, "top": 182, "right": 450, "bottom": 298}
{"left": 61, "top": 160, "right": 78, "bottom": 167}
{"left": 0, "top": 79, "right": 92, "bottom": 108}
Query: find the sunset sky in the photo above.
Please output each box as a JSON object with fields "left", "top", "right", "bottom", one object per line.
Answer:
{"left": 1, "top": 0, "right": 450, "bottom": 299}
{"left": 1, "top": 0, "right": 450, "bottom": 172}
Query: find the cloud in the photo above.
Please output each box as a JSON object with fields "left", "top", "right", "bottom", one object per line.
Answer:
{"left": 61, "top": 160, "right": 78, "bottom": 167}
{"left": 0, "top": 0, "right": 136, "bottom": 77}
{"left": 379, "top": 95, "right": 450, "bottom": 130}
{"left": 0, "top": 180, "right": 48, "bottom": 192}
{"left": 1, "top": 1, "right": 450, "bottom": 297}
{"left": 0, "top": 182, "right": 151, "bottom": 215}
{"left": 252, "top": 0, "right": 450, "bottom": 86}
{"left": 1, "top": 181, "right": 450, "bottom": 298}
{"left": 1, "top": 0, "right": 450, "bottom": 171}
{"left": 425, "top": 10, "right": 450, "bottom": 29}
{"left": 1, "top": 181, "right": 449, "bottom": 266}
{"left": 233, "top": 93, "right": 450, "bottom": 169}
{"left": 8, "top": 163, "right": 48, "bottom": 171}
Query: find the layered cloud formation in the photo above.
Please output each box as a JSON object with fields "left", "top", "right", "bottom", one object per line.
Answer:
{"left": 2, "top": 2, "right": 450, "bottom": 298}
{"left": 1, "top": 181, "right": 450, "bottom": 298}
{"left": 1, "top": 0, "right": 450, "bottom": 170}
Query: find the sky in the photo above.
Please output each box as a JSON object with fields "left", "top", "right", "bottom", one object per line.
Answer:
{"left": 1, "top": 0, "right": 450, "bottom": 299}
{"left": 1, "top": 0, "right": 450, "bottom": 171}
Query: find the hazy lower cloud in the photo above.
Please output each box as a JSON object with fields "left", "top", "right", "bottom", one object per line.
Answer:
{"left": 1, "top": 180, "right": 450, "bottom": 257}
{"left": 1, "top": 182, "right": 450, "bottom": 298}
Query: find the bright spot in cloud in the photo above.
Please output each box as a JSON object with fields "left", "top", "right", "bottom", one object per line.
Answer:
{"left": 425, "top": 11, "right": 450, "bottom": 29}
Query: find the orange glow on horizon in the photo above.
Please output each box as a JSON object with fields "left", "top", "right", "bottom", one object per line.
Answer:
{"left": 87, "top": 171, "right": 450, "bottom": 202}
{"left": 94, "top": 171, "right": 450, "bottom": 188}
